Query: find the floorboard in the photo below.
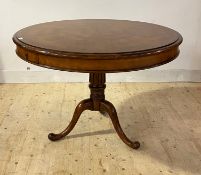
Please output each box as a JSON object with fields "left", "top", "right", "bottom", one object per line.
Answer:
{"left": 0, "top": 83, "right": 201, "bottom": 175}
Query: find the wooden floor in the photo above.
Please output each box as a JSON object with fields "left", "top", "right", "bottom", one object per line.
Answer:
{"left": 0, "top": 83, "right": 201, "bottom": 175}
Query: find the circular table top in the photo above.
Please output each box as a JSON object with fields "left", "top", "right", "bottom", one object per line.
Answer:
{"left": 13, "top": 19, "right": 183, "bottom": 73}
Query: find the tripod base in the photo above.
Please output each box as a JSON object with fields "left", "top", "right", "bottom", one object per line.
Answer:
{"left": 48, "top": 73, "right": 140, "bottom": 150}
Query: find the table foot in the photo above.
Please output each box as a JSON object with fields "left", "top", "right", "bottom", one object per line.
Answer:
{"left": 48, "top": 99, "right": 93, "bottom": 141}
{"left": 100, "top": 100, "right": 140, "bottom": 149}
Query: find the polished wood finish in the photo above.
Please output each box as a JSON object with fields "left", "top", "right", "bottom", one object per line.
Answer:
{"left": 13, "top": 19, "right": 183, "bottom": 149}
{"left": 48, "top": 73, "right": 140, "bottom": 149}
{"left": 48, "top": 99, "right": 93, "bottom": 141}
{"left": 13, "top": 19, "right": 182, "bottom": 73}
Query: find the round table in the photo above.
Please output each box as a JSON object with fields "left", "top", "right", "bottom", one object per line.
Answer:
{"left": 13, "top": 19, "right": 183, "bottom": 149}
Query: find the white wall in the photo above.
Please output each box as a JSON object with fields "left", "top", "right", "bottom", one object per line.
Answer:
{"left": 0, "top": 0, "right": 201, "bottom": 83}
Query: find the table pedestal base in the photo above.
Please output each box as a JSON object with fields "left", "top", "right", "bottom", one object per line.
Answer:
{"left": 48, "top": 73, "right": 140, "bottom": 149}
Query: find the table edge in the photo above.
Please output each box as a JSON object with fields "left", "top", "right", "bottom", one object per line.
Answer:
{"left": 14, "top": 43, "right": 181, "bottom": 73}
{"left": 13, "top": 34, "right": 183, "bottom": 60}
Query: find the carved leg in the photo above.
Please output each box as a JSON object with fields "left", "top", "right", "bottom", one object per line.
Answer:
{"left": 48, "top": 72, "right": 140, "bottom": 149}
{"left": 48, "top": 99, "right": 93, "bottom": 141}
{"left": 100, "top": 100, "right": 140, "bottom": 149}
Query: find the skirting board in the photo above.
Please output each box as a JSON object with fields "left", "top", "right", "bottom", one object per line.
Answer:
{"left": 0, "top": 70, "right": 201, "bottom": 83}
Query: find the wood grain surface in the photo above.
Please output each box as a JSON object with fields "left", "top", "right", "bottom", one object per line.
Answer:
{"left": 1, "top": 83, "right": 201, "bottom": 175}
{"left": 13, "top": 19, "right": 182, "bottom": 73}
{"left": 14, "top": 19, "right": 180, "bottom": 54}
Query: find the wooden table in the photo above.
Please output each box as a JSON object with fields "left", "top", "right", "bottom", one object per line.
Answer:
{"left": 13, "top": 19, "right": 182, "bottom": 149}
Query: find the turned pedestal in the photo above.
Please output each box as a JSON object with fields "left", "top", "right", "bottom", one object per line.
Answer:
{"left": 48, "top": 73, "right": 141, "bottom": 149}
